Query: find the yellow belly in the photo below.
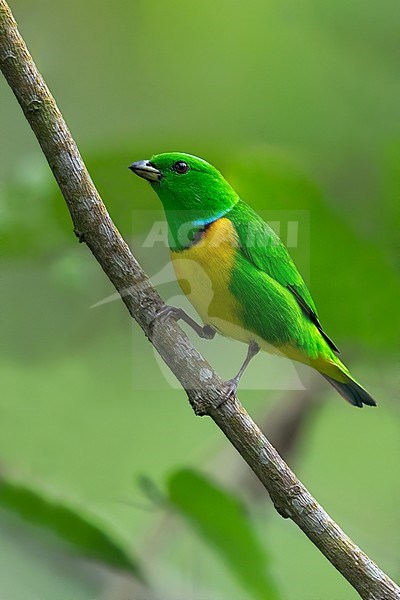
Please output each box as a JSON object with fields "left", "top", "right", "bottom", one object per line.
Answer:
{"left": 171, "top": 218, "right": 252, "bottom": 343}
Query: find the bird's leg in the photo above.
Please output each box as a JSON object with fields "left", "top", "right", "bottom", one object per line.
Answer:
{"left": 152, "top": 305, "right": 216, "bottom": 340}
{"left": 223, "top": 341, "right": 260, "bottom": 400}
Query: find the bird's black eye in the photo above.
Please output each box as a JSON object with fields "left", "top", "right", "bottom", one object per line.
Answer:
{"left": 172, "top": 160, "right": 189, "bottom": 174}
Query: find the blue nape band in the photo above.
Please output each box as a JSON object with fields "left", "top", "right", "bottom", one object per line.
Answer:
{"left": 192, "top": 206, "right": 233, "bottom": 227}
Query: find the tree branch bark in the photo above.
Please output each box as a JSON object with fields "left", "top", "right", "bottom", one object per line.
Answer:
{"left": 0, "top": 3, "right": 398, "bottom": 598}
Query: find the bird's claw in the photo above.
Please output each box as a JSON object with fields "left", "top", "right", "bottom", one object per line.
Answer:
{"left": 151, "top": 305, "right": 216, "bottom": 340}
{"left": 224, "top": 377, "right": 239, "bottom": 398}
{"left": 214, "top": 377, "right": 239, "bottom": 408}
{"left": 151, "top": 305, "right": 182, "bottom": 327}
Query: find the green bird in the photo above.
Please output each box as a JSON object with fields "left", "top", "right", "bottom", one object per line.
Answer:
{"left": 129, "top": 152, "right": 376, "bottom": 408}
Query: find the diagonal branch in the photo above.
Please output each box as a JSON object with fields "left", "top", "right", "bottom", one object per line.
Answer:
{"left": 0, "top": 3, "right": 398, "bottom": 599}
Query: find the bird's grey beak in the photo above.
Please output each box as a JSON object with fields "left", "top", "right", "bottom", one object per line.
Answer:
{"left": 129, "top": 160, "right": 162, "bottom": 182}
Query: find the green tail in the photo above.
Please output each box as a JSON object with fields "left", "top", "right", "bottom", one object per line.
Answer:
{"left": 322, "top": 375, "right": 377, "bottom": 408}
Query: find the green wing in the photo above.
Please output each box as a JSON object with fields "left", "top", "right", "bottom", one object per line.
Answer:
{"left": 229, "top": 200, "right": 339, "bottom": 353}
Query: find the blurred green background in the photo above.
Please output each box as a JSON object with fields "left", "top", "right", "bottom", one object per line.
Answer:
{"left": 1, "top": 1, "right": 399, "bottom": 599}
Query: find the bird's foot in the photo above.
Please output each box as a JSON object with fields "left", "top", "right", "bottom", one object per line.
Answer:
{"left": 224, "top": 377, "right": 239, "bottom": 398}
{"left": 214, "top": 377, "right": 239, "bottom": 408}
{"left": 215, "top": 341, "right": 260, "bottom": 408}
{"left": 152, "top": 304, "right": 182, "bottom": 326}
{"left": 151, "top": 305, "right": 215, "bottom": 340}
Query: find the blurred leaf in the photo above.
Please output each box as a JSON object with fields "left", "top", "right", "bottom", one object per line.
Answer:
{"left": 0, "top": 476, "right": 143, "bottom": 579}
{"left": 0, "top": 507, "right": 102, "bottom": 600}
{"left": 167, "top": 469, "right": 280, "bottom": 600}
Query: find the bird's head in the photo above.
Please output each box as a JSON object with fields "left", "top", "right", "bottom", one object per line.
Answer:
{"left": 129, "top": 152, "right": 238, "bottom": 227}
